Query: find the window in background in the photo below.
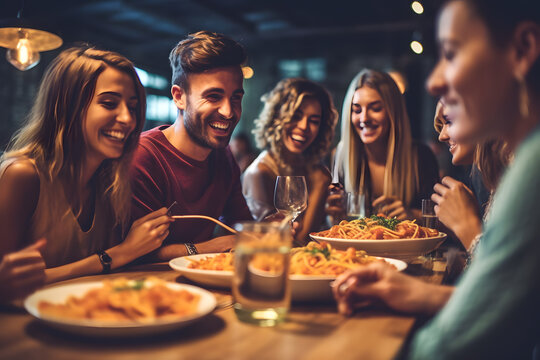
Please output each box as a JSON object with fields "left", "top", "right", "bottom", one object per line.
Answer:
{"left": 136, "top": 67, "right": 176, "bottom": 123}
{"left": 146, "top": 95, "right": 177, "bottom": 123}
{"left": 305, "top": 59, "right": 326, "bottom": 82}
{"left": 278, "top": 58, "right": 326, "bottom": 82}
{"left": 135, "top": 67, "right": 168, "bottom": 91}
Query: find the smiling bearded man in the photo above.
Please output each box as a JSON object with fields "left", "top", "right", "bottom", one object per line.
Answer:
{"left": 130, "top": 31, "right": 253, "bottom": 261}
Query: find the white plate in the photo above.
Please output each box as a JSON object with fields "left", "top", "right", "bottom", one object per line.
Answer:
{"left": 170, "top": 254, "right": 233, "bottom": 288}
{"left": 169, "top": 254, "right": 406, "bottom": 301}
{"left": 309, "top": 233, "right": 447, "bottom": 261}
{"left": 24, "top": 280, "right": 216, "bottom": 337}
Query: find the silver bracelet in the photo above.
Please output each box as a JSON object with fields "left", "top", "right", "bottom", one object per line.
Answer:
{"left": 467, "top": 233, "right": 482, "bottom": 256}
{"left": 185, "top": 242, "right": 198, "bottom": 256}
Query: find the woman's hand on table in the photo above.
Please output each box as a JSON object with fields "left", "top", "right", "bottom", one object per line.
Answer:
{"left": 431, "top": 177, "right": 482, "bottom": 248}
{"left": 332, "top": 261, "right": 453, "bottom": 316}
{"left": 121, "top": 207, "right": 172, "bottom": 259}
{"left": 0, "top": 238, "right": 46, "bottom": 302}
{"left": 372, "top": 196, "right": 412, "bottom": 220}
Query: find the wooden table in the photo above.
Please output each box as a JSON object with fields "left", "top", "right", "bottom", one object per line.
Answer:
{"left": 0, "top": 260, "right": 446, "bottom": 360}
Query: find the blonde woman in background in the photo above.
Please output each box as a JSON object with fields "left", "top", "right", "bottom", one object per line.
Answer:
{"left": 0, "top": 46, "right": 171, "bottom": 285}
{"left": 243, "top": 78, "right": 338, "bottom": 244}
{"left": 331, "top": 69, "right": 438, "bottom": 220}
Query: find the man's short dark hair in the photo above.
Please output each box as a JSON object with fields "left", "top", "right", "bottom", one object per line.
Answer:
{"left": 169, "top": 30, "right": 247, "bottom": 90}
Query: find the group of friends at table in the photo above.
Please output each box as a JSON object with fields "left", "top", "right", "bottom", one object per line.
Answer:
{"left": 0, "top": 0, "right": 539, "bottom": 358}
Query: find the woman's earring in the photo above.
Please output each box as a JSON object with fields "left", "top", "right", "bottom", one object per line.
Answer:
{"left": 517, "top": 75, "right": 529, "bottom": 119}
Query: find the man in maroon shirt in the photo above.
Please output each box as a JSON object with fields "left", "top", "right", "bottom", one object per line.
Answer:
{"left": 130, "top": 31, "right": 253, "bottom": 261}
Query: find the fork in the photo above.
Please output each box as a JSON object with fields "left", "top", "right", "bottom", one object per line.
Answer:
{"left": 171, "top": 215, "right": 237, "bottom": 234}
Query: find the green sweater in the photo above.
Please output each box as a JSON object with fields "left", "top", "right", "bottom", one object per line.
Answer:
{"left": 409, "top": 125, "right": 540, "bottom": 359}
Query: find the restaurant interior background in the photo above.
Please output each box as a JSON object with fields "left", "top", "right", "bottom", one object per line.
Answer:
{"left": 0, "top": 0, "right": 451, "bottom": 170}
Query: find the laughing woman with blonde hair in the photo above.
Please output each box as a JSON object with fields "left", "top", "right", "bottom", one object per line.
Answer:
{"left": 332, "top": 69, "right": 438, "bottom": 220}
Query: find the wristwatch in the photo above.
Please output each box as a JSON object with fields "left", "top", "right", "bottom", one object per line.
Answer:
{"left": 184, "top": 242, "right": 198, "bottom": 256}
{"left": 97, "top": 250, "right": 112, "bottom": 274}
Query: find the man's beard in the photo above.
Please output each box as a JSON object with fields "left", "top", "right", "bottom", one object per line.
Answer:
{"left": 183, "top": 103, "right": 234, "bottom": 150}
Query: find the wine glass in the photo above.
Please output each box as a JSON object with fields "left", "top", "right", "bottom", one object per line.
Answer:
{"left": 273, "top": 176, "right": 308, "bottom": 222}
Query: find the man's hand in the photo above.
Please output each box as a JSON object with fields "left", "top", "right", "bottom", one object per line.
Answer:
{"left": 196, "top": 235, "right": 235, "bottom": 253}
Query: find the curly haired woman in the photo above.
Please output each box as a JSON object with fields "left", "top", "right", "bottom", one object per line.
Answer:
{"left": 242, "top": 78, "right": 338, "bottom": 244}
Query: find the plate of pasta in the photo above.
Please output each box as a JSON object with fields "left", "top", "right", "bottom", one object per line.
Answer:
{"left": 169, "top": 242, "right": 406, "bottom": 301}
{"left": 310, "top": 215, "right": 446, "bottom": 260}
{"left": 24, "top": 277, "right": 217, "bottom": 337}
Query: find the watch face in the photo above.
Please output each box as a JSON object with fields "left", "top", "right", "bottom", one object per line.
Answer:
{"left": 100, "top": 252, "right": 112, "bottom": 263}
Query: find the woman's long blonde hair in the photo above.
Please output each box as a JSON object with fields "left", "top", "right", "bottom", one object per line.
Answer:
{"left": 252, "top": 78, "right": 338, "bottom": 171}
{"left": 1, "top": 46, "right": 146, "bottom": 228}
{"left": 334, "top": 69, "right": 419, "bottom": 206}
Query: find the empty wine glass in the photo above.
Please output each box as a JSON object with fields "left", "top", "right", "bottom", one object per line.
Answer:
{"left": 273, "top": 176, "right": 308, "bottom": 222}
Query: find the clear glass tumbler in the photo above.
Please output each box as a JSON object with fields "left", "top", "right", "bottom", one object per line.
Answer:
{"left": 346, "top": 192, "right": 365, "bottom": 221}
{"left": 421, "top": 199, "right": 437, "bottom": 229}
{"left": 232, "top": 222, "right": 292, "bottom": 326}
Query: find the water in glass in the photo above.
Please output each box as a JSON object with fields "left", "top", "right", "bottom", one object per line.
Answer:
{"left": 232, "top": 222, "right": 292, "bottom": 326}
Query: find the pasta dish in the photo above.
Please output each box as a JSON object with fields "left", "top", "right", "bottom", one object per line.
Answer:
{"left": 312, "top": 215, "right": 439, "bottom": 240}
{"left": 188, "top": 253, "right": 234, "bottom": 271}
{"left": 289, "top": 241, "right": 388, "bottom": 275}
{"left": 187, "top": 242, "right": 390, "bottom": 276}
{"left": 38, "top": 277, "right": 200, "bottom": 322}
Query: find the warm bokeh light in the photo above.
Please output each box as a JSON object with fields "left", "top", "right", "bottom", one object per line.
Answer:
{"left": 242, "top": 66, "right": 254, "bottom": 79}
{"left": 411, "top": 1, "right": 424, "bottom": 14}
{"left": 410, "top": 41, "right": 423, "bottom": 54}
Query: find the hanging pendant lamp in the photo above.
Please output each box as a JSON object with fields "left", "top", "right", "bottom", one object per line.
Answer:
{"left": 0, "top": 1, "right": 62, "bottom": 71}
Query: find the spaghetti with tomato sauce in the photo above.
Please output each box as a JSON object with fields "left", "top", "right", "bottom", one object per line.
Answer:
{"left": 187, "top": 241, "right": 391, "bottom": 276}
{"left": 312, "top": 214, "right": 439, "bottom": 240}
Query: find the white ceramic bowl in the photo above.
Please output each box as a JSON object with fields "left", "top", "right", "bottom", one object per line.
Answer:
{"left": 309, "top": 233, "right": 447, "bottom": 261}
{"left": 170, "top": 254, "right": 406, "bottom": 301}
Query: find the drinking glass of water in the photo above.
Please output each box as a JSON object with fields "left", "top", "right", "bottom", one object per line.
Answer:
{"left": 274, "top": 176, "right": 308, "bottom": 222}
{"left": 232, "top": 222, "right": 292, "bottom": 327}
{"left": 346, "top": 192, "right": 365, "bottom": 221}
{"left": 422, "top": 199, "right": 437, "bottom": 228}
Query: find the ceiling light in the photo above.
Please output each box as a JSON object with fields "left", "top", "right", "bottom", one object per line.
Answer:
{"left": 0, "top": 4, "right": 62, "bottom": 71}
{"left": 410, "top": 41, "right": 423, "bottom": 54}
{"left": 242, "top": 66, "right": 254, "bottom": 79}
{"left": 411, "top": 1, "right": 424, "bottom": 15}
